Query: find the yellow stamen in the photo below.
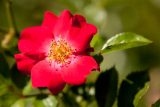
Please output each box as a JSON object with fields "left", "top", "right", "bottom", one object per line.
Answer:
{"left": 48, "top": 38, "right": 73, "bottom": 64}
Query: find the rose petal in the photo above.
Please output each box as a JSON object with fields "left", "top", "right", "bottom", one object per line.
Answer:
{"left": 53, "top": 10, "right": 72, "bottom": 39}
{"left": 72, "top": 14, "right": 86, "bottom": 27}
{"left": 18, "top": 26, "right": 53, "bottom": 54}
{"left": 14, "top": 53, "right": 38, "bottom": 75}
{"left": 67, "top": 23, "right": 97, "bottom": 53}
{"left": 65, "top": 14, "right": 86, "bottom": 42}
{"left": 48, "top": 80, "right": 66, "bottom": 95}
{"left": 31, "top": 60, "right": 65, "bottom": 88}
{"left": 61, "top": 55, "right": 99, "bottom": 85}
{"left": 42, "top": 11, "right": 58, "bottom": 31}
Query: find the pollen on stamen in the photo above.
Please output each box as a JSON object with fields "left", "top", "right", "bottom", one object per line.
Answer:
{"left": 48, "top": 38, "right": 75, "bottom": 66}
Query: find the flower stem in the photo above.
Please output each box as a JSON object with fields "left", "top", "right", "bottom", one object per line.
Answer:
{"left": 0, "top": 27, "right": 8, "bottom": 33}
{"left": 1, "top": 0, "right": 18, "bottom": 48}
{"left": 22, "top": 91, "right": 52, "bottom": 98}
{"left": 5, "top": 0, "right": 18, "bottom": 35}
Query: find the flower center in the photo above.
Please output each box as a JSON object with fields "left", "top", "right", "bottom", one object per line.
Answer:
{"left": 48, "top": 38, "right": 73, "bottom": 64}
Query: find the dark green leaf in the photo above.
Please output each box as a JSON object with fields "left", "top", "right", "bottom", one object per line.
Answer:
{"left": 36, "top": 94, "right": 48, "bottom": 100}
{"left": 118, "top": 70, "right": 149, "bottom": 107}
{"left": 152, "top": 99, "right": 160, "bottom": 107}
{"left": 0, "top": 52, "right": 10, "bottom": 78}
{"left": 101, "top": 32, "right": 152, "bottom": 53}
{"left": 95, "top": 67, "right": 118, "bottom": 107}
{"left": 0, "top": 86, "right": 19, "bottom": 107}
{"left": 58, "top": 93, "right": 80, "bottom": 107}
{"left": 11, "top": 64, "right": 29, "bottom": 88}
{"left": 93, "top": 54, "right": 104, "bottom": 64}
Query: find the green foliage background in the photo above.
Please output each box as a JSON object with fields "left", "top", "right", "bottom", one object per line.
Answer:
{"left": 0, "top": 0, "right": 160, "bottom": 107}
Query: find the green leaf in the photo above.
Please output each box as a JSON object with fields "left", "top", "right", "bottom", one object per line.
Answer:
{"left": 152, "top": 99, "right": 160, "bottom": 107}
{"left": 91, "top": 34, "right": 105, "bottom": 48}
{"left": 91, "top": 34, "right": 106, "bottom": 53}
{"left": 11, "top": 97, "right": 35, "bottom": 107}
{"left": 34, "top": 95, "right": 58, "bottom": 107}
{"left": 0, "top": 52, "right": 10, "bottom": 78}
{"left": 134, "top": 82, "right": 150, "bottom": 107}
{"left": 101, "top": 32, "right": 152, "bottom": 53}
{"left": 11, "top": 96, "right": 58, "bottom": 107}
{"left": 95, "top": 67, "right": 118, "bottom": 107}
{"left": 11, "top": 64, "right": 29, "bottom": 89}
{"left": 42, "top": 95, "right": 58, "bottom": 107}
{"left": 118, "top": 70, "right": 149, "bottom": 107}
{"left": 0, "top": 88, "right": 19, "bottom": 107}
{"left": 23, "top": 80, "right": 40, "bottom": 96}
{"left": 93, "top": 54, "right": 104, "bottom": 64}
{"left": 58, "top": 93, "right": 80, "bottom": 107}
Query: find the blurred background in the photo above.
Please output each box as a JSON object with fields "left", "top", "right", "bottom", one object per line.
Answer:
{"left": 0, "top": 0, "right": 160, "bottom": 107}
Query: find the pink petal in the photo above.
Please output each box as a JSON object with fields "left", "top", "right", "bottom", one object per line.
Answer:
{"left": 61, "top": 56, "right": 99, "bottom": 85}
{"left": 18, "top": 26, "right": 53, "bottom": 54}
{"left": 31, "top": 60, "right": 65, "bottom": 88}
{"left": 53, "top": 10, "right": 73, "bottom": 38}
{"left": 42, "top": 11, "right": 58, "bottom": 30}
{"left": 67, "top": 23, "right": 97, "bottom": 53}
{"left": 48, "top": 80, "right": 66, "bottom": 95}
{"left": 14, "top": 53, "right": 38, "bottom": 75}
{"left": 23, "top": 52, "right": 46, "bottom": 61}
{"left": 65, "top": 14, "right": 86, "bottom": 42}
{"left": 72, "top": 14, "right": 86, "bottom": 27}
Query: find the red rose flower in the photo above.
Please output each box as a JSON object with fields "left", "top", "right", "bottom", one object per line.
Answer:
{"left": 14, "top": 10, "right": 99, "bottom": 94}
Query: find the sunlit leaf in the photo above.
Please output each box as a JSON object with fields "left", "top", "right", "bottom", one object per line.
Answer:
{"left": 91, "top": 34, "right": 106, "bottom": 53}
{"left": 42, "top": 95, "right": 58, "bottom": 107}
{"left": 34, "top": 96, "right": 58, "bottom": 107}
{"left": 11, "top": 97, "right": 35, "bottom": 107}
{"left": 11, "top": 96, "right": 57, "bottom": 107}
{"left": 23, "top": 80, "right": 40, "bottom": 96}
{"left": 101, "top": 32, "right": 152, "bottom": 53}
{"left": 134, "top": 82, "right": 150, "bottom": 107}
{"left": 91, "top": 34, "right": 105, "bottom": 48}
{"left": 95, "top": 67, "right": 118, "bottom": 107}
